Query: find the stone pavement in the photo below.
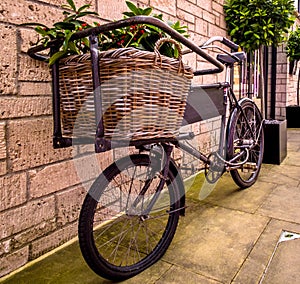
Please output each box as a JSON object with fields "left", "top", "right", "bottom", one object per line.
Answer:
{"left": 0, "top": 129, "right": 299, "bottom": 284}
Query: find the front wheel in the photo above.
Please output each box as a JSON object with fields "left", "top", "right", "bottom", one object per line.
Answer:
{"left": 227, "top": 99, "right": 264, "bottom": 189}
{"left": 78, "top": 154, "right": 182, "bottom": 281}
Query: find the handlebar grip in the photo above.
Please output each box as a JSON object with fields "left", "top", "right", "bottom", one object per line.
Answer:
{"left": 222, "top": 38, "right": 239, "bottom": 52}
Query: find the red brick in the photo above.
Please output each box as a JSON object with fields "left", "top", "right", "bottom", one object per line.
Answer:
{"left": 196, "top": 0, "right": 212, "bottom": 11}
{"left": 97, "top": 0, "right": 128, "bottom": 20}
{"left": 0, "top": 0, "right": 61, "bottom": 26}
{"left": 0, "top": 246, "right": 29, "bottom": 277}
{"left": 0, "top": 24, "right": 17, "bottom": 95}
{"left": 29, "top": 152, "right": 113, "bottom": 198}
{"left": 7, "top": 118, "right": 72, "bottom": 171}
{"left": 0, "top": 196, "right": 55, "bottom": 239}
{"left": 0, "top": 123, "right": 6, "bottom": 160}
{"left": 18, "top": 54, "right": 50, "bottom": 82}
{"left": 29, "top": 160, "right": 81, "bottom": 199}
{"left": 212, "top": 1, "right": 224, "bottom": 14}
{"left": 177, "top": 0, "right": 202, "bottom": 17}
{"left": 56, "top": 185, "right": 86, "bottom": 226}
{"left": 0, "top": 97, "right": 52, "bottom": 119}
{"left": 177, "top": 8, "right": 195, "bottom": 24}
{"left": 0, "top": 173, "right": 27, "bottom": 212}
{"left": 11, "top": 220, "right": 56, "bottom": 252}
{"left": 0, "top": 161, "right": 6, "bottom": 176}
{"left": 30, "top": 222, "right": 77, "bottom": 259}
{"left": 151, "top": 0, "right": 176, "bottom": 15}
{"left": 19, "top": 82, "right": 51, "bottom": 96}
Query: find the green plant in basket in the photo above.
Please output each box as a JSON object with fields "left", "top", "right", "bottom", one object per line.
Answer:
{"left": 22, "top": 0, "right": 99, "bottom": 65}
{"left": 22, "top": 0, "right": 189, "bottom": 65}
{"left": 98, "top": 1, "right": 189, "bottom": 58}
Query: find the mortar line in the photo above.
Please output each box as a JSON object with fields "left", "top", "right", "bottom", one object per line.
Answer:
{"left": 230, "top": 217, "right": 272, "bottom": 283}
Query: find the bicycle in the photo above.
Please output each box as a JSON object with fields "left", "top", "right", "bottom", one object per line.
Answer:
{"left": 28, "top": 15, "right": 264, "bottom": 281}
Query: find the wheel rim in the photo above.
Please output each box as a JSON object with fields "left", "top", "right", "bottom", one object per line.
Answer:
{"left": 232, "top": 105, "right": 263, "bottom": 183}
{"left": 90, "top": 160, "right": 178, "bottom": 268}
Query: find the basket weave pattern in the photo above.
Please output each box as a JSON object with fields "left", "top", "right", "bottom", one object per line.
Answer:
{"left": 59, "top": 40, "right": 193, "bottom": 141}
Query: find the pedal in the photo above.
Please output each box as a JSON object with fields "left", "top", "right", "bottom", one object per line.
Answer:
{"left": 242, "top": 162, "right": 257, "bottom": 171}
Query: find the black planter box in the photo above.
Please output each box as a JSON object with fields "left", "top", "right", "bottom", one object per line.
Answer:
{"left": 263, "top": 119, "right": 287, "bottom": 165}
{"left": 286, "top": 106, "right": 300, "bottom": 128}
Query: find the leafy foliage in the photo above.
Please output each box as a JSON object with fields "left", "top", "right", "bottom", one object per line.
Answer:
{"left": 98, "top": 1, "right": 189, "bottom": 58}
{"left": 224, "top": 0, "right": 295, "bottom": 51}
{"left": 22, "top": 0, "right": 189, "bottom": 64}
{"left": 286, "top": 27, "right": 300, "bottom": 61}
{"left": 22, "top": 0, "right": 98, "bottom": 64}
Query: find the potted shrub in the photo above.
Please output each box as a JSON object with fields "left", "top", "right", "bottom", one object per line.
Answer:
{"left": 224, "top": 0, "right": 295, "bottom": 164}
{"left": 286, "top": 27, "right": 300, "bottom": 128}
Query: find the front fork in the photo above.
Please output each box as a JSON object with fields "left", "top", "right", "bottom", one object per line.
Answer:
{"left": 129, "top": 143, "right": 174, "bottom": 217}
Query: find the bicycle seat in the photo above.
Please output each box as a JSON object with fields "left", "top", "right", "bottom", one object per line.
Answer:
{"left": 217, "top": 51, "right": 246, "bottom": 65}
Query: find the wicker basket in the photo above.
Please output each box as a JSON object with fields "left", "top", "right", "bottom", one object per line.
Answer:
{"left": 59, "top": 38, "right": 194, "bottom": 142}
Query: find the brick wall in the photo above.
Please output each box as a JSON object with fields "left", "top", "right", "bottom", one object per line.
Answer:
{"left": 286, "top": 21, "right": 300, "bottom": 108}
{"left": 0, "top": 0, "right": 227, "bottom": 277}
{"left": 265, "top": 18, "right": 300, "bottom": 120}
{"left": 265, "top": 44, "right": 298, "bottom": 120}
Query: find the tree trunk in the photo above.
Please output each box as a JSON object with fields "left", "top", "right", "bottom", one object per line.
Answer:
{"left": 259, "top": 46, "right": 265, "bottom": 119}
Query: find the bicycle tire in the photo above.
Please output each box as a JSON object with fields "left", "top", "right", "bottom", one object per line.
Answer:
{"left": 78, "top": 154, "right": 182, "bottom": 281}
{"left": 227, "top": 99, "right": 264, "bottom": 188}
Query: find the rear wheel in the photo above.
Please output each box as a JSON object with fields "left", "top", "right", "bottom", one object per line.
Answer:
{"left": 78, "top": 154, "right": 182, "bottom": 281}
{"left": 227, "top": 100, "right": 264, "bottom": 188}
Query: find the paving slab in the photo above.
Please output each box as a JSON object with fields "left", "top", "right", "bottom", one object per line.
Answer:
{"left": 258, "top": 164, "right": 300, "bottom": 187}
{"left": 0, "top": 240, "right": 172, "bottom": 284}
{"left": 233, "top": 219, "right": 300, "bottom": 284}
{"left": 199, "top": 173, "right": 275, "bottom": 214}
{"left": 163, "top": 202, "right": 269, "bottom": 283}
{"left": 258, "top": 185, "right": 300, "bottom": 223}
{"left": 0, "top": 129, "right": 299, "bottom": 284}
{"left": 155, "top": 265, "right": 221, "bottom": 284}
{"left": 262, "top": 235, "right": 300, "bottom": 283}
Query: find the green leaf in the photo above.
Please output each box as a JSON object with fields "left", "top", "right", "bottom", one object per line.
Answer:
{"left": 67, "top": 0, "right": 76, "bottom": 11}
{"left": 34, "top": 26, "right": 49, "bottom": 37}
{"left": 62, "top": 30, "right": 75, "bottom": 51}
{"left": 63, "top": 14, "right": 77, "bottom": 22}
{"left": 123, "top": 11, "right": 135, "bottom": 17}
{"left": 142, "top": 7, "right": 152, "bottom": 15}
{"left": 49, "top": 51, "right": 67, "bottom": 66}
{"left": 174, "top": 48, "right": 179, "bottom": 58}
{"left": 244, "top": 30, "right": 252, "bottom": 36}
{"left": 126, "top": 1, "right": 140, "bottom": 15}
{"left": 78, "top": 4, "right": 91, "bottom": 13}
{"left": 153, "top": 13, "right": 163, "bottom": 20}
{"left": 19, "top": 22, "right": 49, "bottom": 29}
{"left": 68, "top": 41, "right": 79, "bottom": 54}
{"left": 81, "top": 37, "right": 90, "bottom": 47}
{"left": 75, "top": 11, "right": 98, "bottom": 18}
{"left": 145, "top": 24, "right": 162, "bottom": 33}
{"left": 54, "top": 22, "right": 75, "bottom": 30}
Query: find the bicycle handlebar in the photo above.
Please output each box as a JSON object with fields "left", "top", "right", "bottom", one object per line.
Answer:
{"left": 221, "top": 37, "right": 239, "bottom": 51}
{"left": 27, "top": 16, "right": 239, "bottom": 75}
{"left": 202, "top": 36, "right": 239, "bottom": 51}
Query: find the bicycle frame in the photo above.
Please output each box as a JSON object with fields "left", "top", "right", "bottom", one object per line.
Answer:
{"left": 28, "top": 16, "right": 239, "bottom": 152}
{"left": 175, "top": 53, "right": 263, "bottom": 171}
{"left": 28, "top": 15, "right": 259, "bottom": 170}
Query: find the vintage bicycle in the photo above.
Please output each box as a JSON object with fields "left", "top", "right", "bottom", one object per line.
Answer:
{"left": 28, "top": 15, "right": 264, "bottom": 281}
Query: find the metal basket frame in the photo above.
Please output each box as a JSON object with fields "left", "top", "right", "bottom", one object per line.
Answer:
{"left": 39, "top": 16, "right": 225, "bottom": 153}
